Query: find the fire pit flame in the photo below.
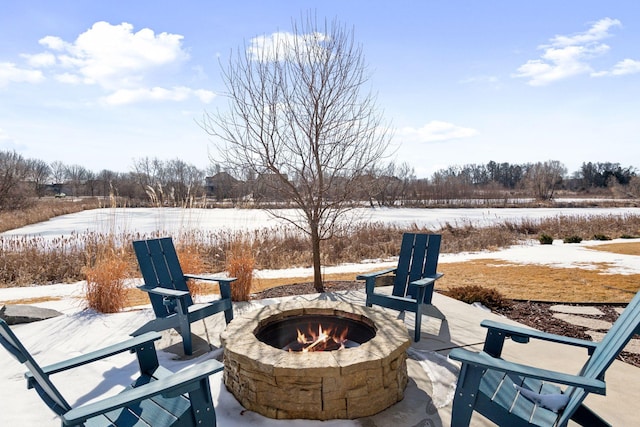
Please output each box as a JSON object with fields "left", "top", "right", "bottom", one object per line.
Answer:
{"left": 285, "top": 322, "right": 352, "bottom": 352}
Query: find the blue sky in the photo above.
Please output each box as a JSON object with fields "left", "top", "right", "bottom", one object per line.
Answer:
{"left": 1, "top": 1, "right": 639, "bottom": 178}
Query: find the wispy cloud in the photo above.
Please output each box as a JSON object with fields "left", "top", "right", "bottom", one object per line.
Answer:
{"left": 594, "top": 58, "right": 640, "bottom": 77}
{"left": 0, "top": 62, "right": 44, "bottom": 88}
{"left": 396, "top": 121, "right": 479, "bottom": 143}
{"left": 103, "top": 86, "right": 215, "bottom": 106}
{"left": 247, "top": 31, "right": 329, "bottom": 62}
{"left": 513, "top": 17, "right": 639, "bottom": 86}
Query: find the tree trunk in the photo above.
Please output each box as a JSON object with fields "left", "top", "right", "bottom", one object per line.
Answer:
{"left": 311, "top": 227, "right": 324, "bottom": 293}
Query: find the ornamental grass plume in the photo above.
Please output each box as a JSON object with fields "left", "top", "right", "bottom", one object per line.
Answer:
{"left": 175, "top": 243, "right": 207, "bottom": 299}
{"left": 226, "top": 239, "right": 255, "bottom": 302}
{"left": 83, "top": 252, "right": 129, "bottom": 313}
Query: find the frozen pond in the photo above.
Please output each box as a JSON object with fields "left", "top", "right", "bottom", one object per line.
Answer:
{"left": 3, "top": 206, "right": 640, "bottom": 240}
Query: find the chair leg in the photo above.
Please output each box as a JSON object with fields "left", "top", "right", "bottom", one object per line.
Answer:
{"left": 224, "top": 308, "right": 233, "bottom": 324}
{"left": 219, "top": 281, "right": 234, "bottom": 324}
{"left": 451, "top": 364, "right": 483, "bottom": 427}
{"left": 180, "top": 327, "right": 193, "bottom": 356}
{"left": 175, "top": 300, "right": 193, "bottom": 356}
{"left": 414, "top": 309, "right": 422, "bottom": 342}
{"left": 188, "top": 378, "right": 217, "bottom": 426}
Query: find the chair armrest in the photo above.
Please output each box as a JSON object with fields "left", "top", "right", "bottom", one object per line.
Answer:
{"left": 411, "top": 273, "right": 444, "bottom": 287}
{"left": 356, "top": 267, "right": 397, "bottom": 281}
{"left": 449, "top": 348, "right": 606, "bottom": 394}
{"left": 481, "top": 319, "right": 598, "bottom": 354}
{"left": 29, "top": 332, "right": 162, "bottom": 377}
{"left": 184, "top": 274, "right": 236, "bottom": 285}
{"left": 61, "top": 358, "right": 224, "bottom": 425}
{"left": 137, "top": 286, "right": 189, "bottom": 299}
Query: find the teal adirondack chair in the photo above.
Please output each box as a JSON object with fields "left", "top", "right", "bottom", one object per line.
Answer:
{"left": 0, "top": 319, "right": 223, "bottom": 426}
{"left": 357, "top": 233, "right": 445, "bottom": 342}
{"left": 449, "top": 289, "right": 640, "bottom": 426}
{"left": 131, "top": 237, "right": 235, "bottom": 356}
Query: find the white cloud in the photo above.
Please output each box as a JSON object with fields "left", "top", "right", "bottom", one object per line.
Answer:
{"left": 5, "top": 21, "right": 215, "bottom": 105}
{"left": 36, "top": 21, "right": 189, "bottom": 90}
{"left": 460, "top": 75, "right": 499, "bottom": 85}
{"left": 39, "top": 35, "right": 70, "bottom": 51}
{"left": 103, "top": 86, "right": 216, "bottom": 105}
{"left": 549, "top": 17, "right": 620, "bottom": 47}
{"left": 610, "top": 58, "right": 640, "bottom": 75}
{"left": 514, "top": 18, "right": 622, "bottom": 86}
{"left": 247, "top": 31, "right": 329, "bottom": 62}
{"left": 594, "top": 58, "right": 640, "bottom": 77}
{"left": 54, "top": 72, "right": 83, "bottom": 84}
{"left": 22, "top": 52, "right": 57, "bottom": 67}
{"left": 396, "top": 121, "right": 479, "bottom": 143}
{"left": 0, "top": 62, "right": 44, "bottom": 88}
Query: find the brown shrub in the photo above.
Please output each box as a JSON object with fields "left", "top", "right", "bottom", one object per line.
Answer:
{"left": 443, "top": 285, "right": 511, "bottom": 310}
{"left": 226, "top": 240, "right": 255, "bottom": 301}
{"left": 83, "top": 254, "right": 129, "bottom": 313}
{"left": 176, "top": 243, "right": 207, "bottom": 298}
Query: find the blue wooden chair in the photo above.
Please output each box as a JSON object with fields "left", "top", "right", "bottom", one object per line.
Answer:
{"left": 449, "top": 289, "right": 640, "bottom": 427}
{"left": 0, "top": 318, "right": 223, "bottom": 426}
{"left": 131, "top": 237, "right": 235, "bottom": 356}
{"left": 357, "top": 233, "right": 445, "bottom": 342}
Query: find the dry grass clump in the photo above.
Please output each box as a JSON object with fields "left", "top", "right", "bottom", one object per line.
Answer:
{"left": 0, "top": 235, "right": 90, "bottom": 286}
{"left": 83, "top": 251, "right": 130, "bottom": 313}
{"left": 442, "top": 285, "right": 511, "bottom": 310}
{"left": 225, "top": 238, "right": 255, "bottom": 301}
{"left": 534, "top": 213, "right": 640, "bottom": 241}
{"left": 0, "top": 198, "right": 101, "bottom": 233}
{"left": 175, "top": 243, "right": 207, "bottom": 299}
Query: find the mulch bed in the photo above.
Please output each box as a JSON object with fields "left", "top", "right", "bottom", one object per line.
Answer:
{"left": 251, "top": 282, "right": 640, "bottom": 368}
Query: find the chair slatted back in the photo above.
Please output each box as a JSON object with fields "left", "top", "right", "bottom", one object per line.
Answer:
{"left": 0, "top": 319, "right": 71, "bottom": 416}
{"left": 392, "top": 233, "right": 442, "bottom": 303}
{"left": 558, "top": 289, "right": 640, "bottom": 426}
{"left": 133, "top": 238, "right": 194, "bottom": 319}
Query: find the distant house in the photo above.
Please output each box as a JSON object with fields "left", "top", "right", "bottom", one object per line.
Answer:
{"left": 205, "top": 172, "right": 242, "bottom": 200}
{"left": 251, "top": 173, "right": 290, "bottom": 201}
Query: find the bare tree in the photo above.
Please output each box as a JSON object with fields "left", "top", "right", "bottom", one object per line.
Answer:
{"left": 0, "top": 150, "right": 33, "bottom": 210}
{"left": 65, "top": 164, "right": 91, "bottom": 196}
{"left": 49, "top": 160, "right": 67, "bottom": 195}
{"left": 26, "top": 159, "right": 51, "bottom": 197}
{"left": 524, "top": 160, "right": 567, "bottom": 200}
{"left": 166, "top": 158, "right": 205, "bottom": 206}
{"left": 201, "top": 14, "right": 391, "bottom": 291}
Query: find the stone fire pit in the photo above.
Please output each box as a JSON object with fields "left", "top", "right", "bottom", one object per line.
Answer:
{"left": 220, "top": 300, "right": 411, "bottom": 420}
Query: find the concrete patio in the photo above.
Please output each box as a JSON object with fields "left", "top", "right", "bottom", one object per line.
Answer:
{"left": 157, "top": 287, "right": 640, "bottom": 426}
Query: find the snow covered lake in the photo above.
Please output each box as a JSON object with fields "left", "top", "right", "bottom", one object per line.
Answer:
{"left": 3, "top": 206, "right": 640, "bottom": 240}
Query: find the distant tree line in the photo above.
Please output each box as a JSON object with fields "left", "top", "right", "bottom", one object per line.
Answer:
{"left": 0, "top": 149, "right": 638, "bottom": 211}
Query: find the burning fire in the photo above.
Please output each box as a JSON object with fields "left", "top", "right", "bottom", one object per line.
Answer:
{"left": 287, "top": 322, "right": 350, "bottom": 352}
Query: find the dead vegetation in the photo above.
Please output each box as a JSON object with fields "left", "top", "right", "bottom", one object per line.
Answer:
{"left": 1, "top": 201, "right": 639, "bottom": 308}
